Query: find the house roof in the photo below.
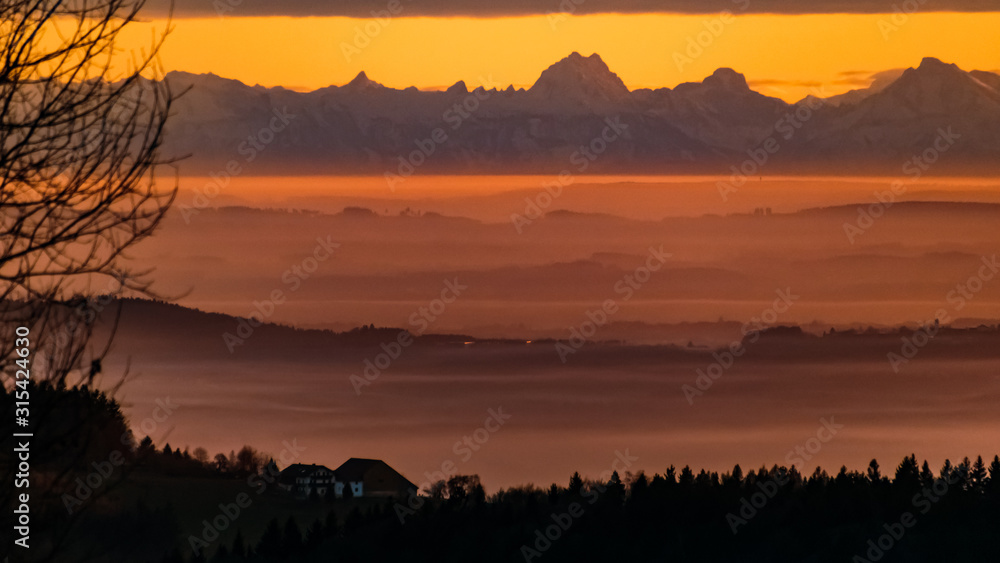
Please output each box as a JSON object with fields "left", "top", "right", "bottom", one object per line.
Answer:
{"left": 333, "top": 458, "right": 381, "bottom": 482}
{"left": 334, "top": 458, "right": 417, "bottom": 491}
{"left": 279, "top": 463, "right": 334, "bottom": 482}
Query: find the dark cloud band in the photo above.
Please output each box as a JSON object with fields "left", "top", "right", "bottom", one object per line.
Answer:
{"left": 143, "top": 0, "right": 999, "bottom": 18}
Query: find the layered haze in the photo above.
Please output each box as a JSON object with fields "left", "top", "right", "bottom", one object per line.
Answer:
{"left": 137, "top": 178, "right": 1000, "bottom": 333}
{"left": 75, "top": 12, "right": 1000, "bottom": 491}
{"left": 98, "top": 173, "right": 1000, "bottom": 489}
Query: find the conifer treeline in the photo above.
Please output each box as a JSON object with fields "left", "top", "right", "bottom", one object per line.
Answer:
{"left": 175, "top": 456, "right": 1000, "bottom": 563}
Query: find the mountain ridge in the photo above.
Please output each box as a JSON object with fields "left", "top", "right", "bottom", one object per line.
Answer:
{"left": 159, "top": 54, "right": 1000, "bottom": 175}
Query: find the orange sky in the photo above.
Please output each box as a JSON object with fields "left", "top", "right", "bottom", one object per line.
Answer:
{"left": 120, "top": 12, "right": 1000, "bottom": 101}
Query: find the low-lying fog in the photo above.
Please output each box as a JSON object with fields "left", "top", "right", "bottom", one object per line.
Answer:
{"left": 96, "top": 174, "right": 1000, "bottom": 489}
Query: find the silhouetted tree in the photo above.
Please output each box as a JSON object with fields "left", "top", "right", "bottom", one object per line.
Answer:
{"left": 255, "top": 518, "right": 283, "bottom": 560}
{"left": 989, "top": 456, "right": 1000, "bottom": 492}
{"left": 425, "top": 480, "right": 444, "bottom": 500}
{"left": 323, "top": 510, "right": 339, "bottom": 537}
{"left": 305, "top": 518, "right": 325, "bottom": 550}
{"left": 471, "top": 481, "right": 487, "bottom": 506}
{"left": 0, "top": 0, "right": 176, "bottom": 389}
{"left": 0, "top": 2, "right": 178, "bottom": 557}
{"left": 138, "top": 436, "right": 155, "bottom": 457}
{"left": 193, "top": 447, "right": 210, "bottom": 465}
{"left": 282, "top": 516, "right": 303, "bottom": 555}
{"left": 920, "top": 460, "right": 936, "bottom": 489}
{"left": 235, "top": 445, "right": 261, "bottom": 476}
{"left": 972, "top": 455, "right": 987, "bottom": 491}
{"left": 203, "top": 452, "right": 1000, "bottom": 563}
{"left": 162, "top": 548, "right": 184, "bottom": 563}
{"left": 607, "top": 470, "right": 626, "bottom": 502}
{"left": 955, "top": 457, "right": 972, "bottom": 490}
{"left": 446, "top": 474, "right": 484, "bottom": 506}
{"left": 730, "top": 464, "right": 744, "bottom": 485}
{"left": 548, "top": 483, "right": 560, "bottom": 504}
{"left": 894, "top": 454, "right": 921, "bottom": 493}
{"left": 214, "top": 453, "right": 230, "bottom": 473}
{"left": 809, "top": 466, "right": 830, "bottom": 489}
{"left": 867, "top": 459, "right": 882, "bottom": 484}
{"left": 629, "top": 472, "right": 650, "bottom": 509}
{"left": 941, "top": 459, "right": 955, "bottom": 483}
{"left": 345, "top": 506, "right": 364, "bottom": 533}
{"left": 231, "top": 529, "right": 247, "bottom": 560}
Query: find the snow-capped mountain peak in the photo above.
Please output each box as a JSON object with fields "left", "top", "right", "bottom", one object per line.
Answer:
{"left": 529, "top": 52, "right": 630, "bottom": 103}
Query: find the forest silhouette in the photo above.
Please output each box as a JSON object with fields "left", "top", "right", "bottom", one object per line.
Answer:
{"left": 5, "top": 385, "right": 1000, "bottom": 563}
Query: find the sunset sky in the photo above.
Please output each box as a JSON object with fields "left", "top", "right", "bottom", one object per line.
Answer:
{"left": 122, "top": 9, "right": 1000, "bottom": 102}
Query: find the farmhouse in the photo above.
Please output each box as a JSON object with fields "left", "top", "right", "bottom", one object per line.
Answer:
{"left": 334, "top": 458, "right": 418, "bottom": 498}
{"left": 278, "top": 458, "right": 416, "bottom": 499}
{"left": 277, "top": 463, "right": 334, "bottom": 498}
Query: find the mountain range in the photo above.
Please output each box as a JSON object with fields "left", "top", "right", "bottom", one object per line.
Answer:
{"left": 160, "top": 54, "right": 1000, "bottom": 175}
